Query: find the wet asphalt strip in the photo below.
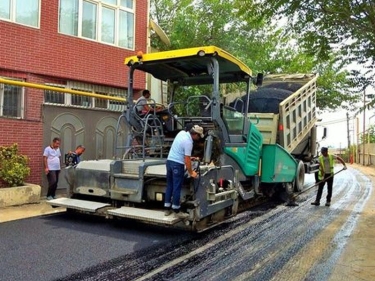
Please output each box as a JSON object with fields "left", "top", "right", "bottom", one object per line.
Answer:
{"left": 1, "top": 169, "right": 364, "bottom": 281}
{"left": 67, "top": 169, "right": 369, "bottom": 281}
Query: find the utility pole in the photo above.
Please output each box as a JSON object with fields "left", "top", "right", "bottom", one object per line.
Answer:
{"left": 363, "top": 88, "right": 366, "bottom": 165}
{"left": 357, "top": 117, "right": 360, "bottom": 163}
{"left": 353, "top": 125, "right": 355, "bottom": 163}
{"left": 347, "top": 112, "right": 351, "bottom": 162}
{"left": 347, "top": 112, "right": 350, "bottom": 147}
{"left": 369, "top": 114, "right": 375, "bottom": 165}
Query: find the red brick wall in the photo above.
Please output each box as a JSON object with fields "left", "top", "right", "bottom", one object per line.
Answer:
{"left": 0, "top": 0, "right": 148, "bottom": 88}
{"left": 0, "top": 73, "right": 70, "bottom": 185}
{"left": 0, "top": 0, "right": 149, "bottom": 186}
{"left": 0, "top": 118, "right": 43, "bottom": 185}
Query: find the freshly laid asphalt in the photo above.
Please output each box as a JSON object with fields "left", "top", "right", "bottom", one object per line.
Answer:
{"left": 0, "top": 207, "right": 191, "bottom": 281}
{"left": 0, "top": 164, "right": 375, "bottom": 281}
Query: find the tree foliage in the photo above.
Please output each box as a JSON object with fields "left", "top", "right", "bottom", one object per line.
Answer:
{"left": 150, "top": 0, "right": 360, "bottom": 111}
{"left": 315, "top": 58, "right": 359, "bottom": 111}
{"left": 234, "top": 0, "right": 375, "bottom": 98}
{"left": 0, "top": 143, "right": 30, "bottom": 187}
{"left": 360, "top": 125, "right": 375, "bottom": 144}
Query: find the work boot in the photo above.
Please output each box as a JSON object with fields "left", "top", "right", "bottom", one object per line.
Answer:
{"left": 164, "top": 209, "right": 172, "bottom": 216}
{"left": 175, "top": 212, "right": 189, "bottom": 219}
{"left": 311, "top": 201, "right": 320, "bottom": 206}
{"left": 325, "top": 202, "right": 331, "bottom": 207}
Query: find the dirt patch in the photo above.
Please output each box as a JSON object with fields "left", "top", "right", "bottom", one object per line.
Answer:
{"left": 329, "top": 164, "right": 375, "bottom": 281}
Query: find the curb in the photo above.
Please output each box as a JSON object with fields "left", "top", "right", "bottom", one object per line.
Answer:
{"left": 0, "top": 200, "right": 66, "bottom": 223}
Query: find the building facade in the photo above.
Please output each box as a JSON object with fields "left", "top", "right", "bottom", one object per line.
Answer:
{"left": 0, "top": 0, "right": 149, "bottom": 193}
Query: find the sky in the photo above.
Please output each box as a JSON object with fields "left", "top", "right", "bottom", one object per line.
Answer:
{"left": 318, "top": 110, "right": 353, "bottom": 149}
{"left": 317, "top": 61, "right": 375, "bottom": 149}
{"left": 318, "top": 106, "right": 375, "bottom": 149}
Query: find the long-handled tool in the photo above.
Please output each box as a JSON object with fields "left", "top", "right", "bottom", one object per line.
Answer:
{"left": 286, "top": 167, "right": 346, "bottom": 205}
{"left": 295, "top": 167, "right": 346, "bottom": 198}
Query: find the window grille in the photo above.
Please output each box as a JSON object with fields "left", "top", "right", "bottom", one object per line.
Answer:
{"left": 44, "top": 85, "right": 65, "bottom": 104}
{"left": 0, "top": 77, "right": 24, "bottom": 118}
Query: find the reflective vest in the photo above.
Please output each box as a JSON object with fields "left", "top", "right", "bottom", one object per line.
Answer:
{"left": 318, "top": 154, "right": 334, "bottom": 180}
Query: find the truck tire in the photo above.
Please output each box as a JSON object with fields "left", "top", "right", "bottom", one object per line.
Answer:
{"left": 283, "top": 182, "right": 294, "bottom": 194}
{"left": 277, "top": 183, "right": 294, "bottom": 203}
{"left": 294, "top": 161, "right": 305, "bottom": 192}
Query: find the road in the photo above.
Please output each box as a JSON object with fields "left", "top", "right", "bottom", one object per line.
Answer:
{"left": 0, "top": 167, "right": 372, "bottom": 281}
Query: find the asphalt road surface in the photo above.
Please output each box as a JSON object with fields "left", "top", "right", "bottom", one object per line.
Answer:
{"left": 0, "top": 167, "right": 370, "bottom": 281}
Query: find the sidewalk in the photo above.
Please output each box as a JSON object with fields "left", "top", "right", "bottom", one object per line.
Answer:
{"left": 329, "top": 163, "right": 375, "bottom": 281}
{"left": 0, "top": 189, "right": 67, "bottom": 223}
{"left": 0, "top": 200, "right": 66, "bottom": 223}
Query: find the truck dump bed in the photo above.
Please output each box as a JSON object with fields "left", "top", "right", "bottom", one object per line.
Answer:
{"left": 248, "top": 74, "right": 317, "bottom": 154}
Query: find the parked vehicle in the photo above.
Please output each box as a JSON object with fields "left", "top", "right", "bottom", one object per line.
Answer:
{"left": 48, "top": 46, "right": 322, "bottom": 232}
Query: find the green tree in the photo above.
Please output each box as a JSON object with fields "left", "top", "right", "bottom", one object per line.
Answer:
{"left": 150, "top": 0, "right": 358, "bottom": 111}
{"left": 234, "top": 0, "right": 375, "bottom": 93}
{"left": 0, "top": 143, "right": 30, "bottom": 187}
{"left": 315, "top": 59, "right": 358, "bottom": 111}
{"left": 360, "top": 125, "right": 375, "bottom": 144}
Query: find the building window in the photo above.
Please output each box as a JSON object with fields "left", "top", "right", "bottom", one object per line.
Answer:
{"left": 0, "top": 0, "right": 40, "bottom": 28}
{"left": 43, "top": 81, "right": 126, "bottom": 111}
{"left": 95, "top": 92, "right": 109, "bottom": 108}
{"left": 95, "top": 92, "right": 126, "bottom": 110}
{"left": 0, "top": 80, "right": 24, "bottom": 118}
{"left": 44, "top": 85, "right": 65, "bottom": 104}
{"left": 59, "top": 0, "right": 134, "bottom": 49}
{"left": 101, "top": 6, "right": 114, "bottom": 43}
{"left": 71, "top": 89, "right": 92, "bottom": 107}
{"left": 119, "top": 9, "right": 133, "bottom": 49}
{"left": 109, "top": 100, "right": 126, "bottom": 111}
{"left": 82, "top": 1, "right": 97, "bottom": 40}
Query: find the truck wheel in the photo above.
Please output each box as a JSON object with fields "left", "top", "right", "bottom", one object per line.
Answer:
{"left": 283, "top": 182, "right": 294, "bottom": 194}
{"left": 294, "top": 161, "right": 305, "bottom": 192}
{"left": 278, "top": 183, "right": 294, "bottom": 202}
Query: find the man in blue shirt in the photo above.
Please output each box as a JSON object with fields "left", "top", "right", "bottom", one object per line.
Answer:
{"left": 164, "top": 125, "right": 204, "bottom": 217}
{"left": 65, "top": 145, "right": 86, "bottom": 166}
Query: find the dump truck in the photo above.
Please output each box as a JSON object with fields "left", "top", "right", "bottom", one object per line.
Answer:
{"left": 230, "top": 73, "right": 322, "bottom": 192}
{"left": 48, "top": 46, "right": 321, "bottom": 232}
